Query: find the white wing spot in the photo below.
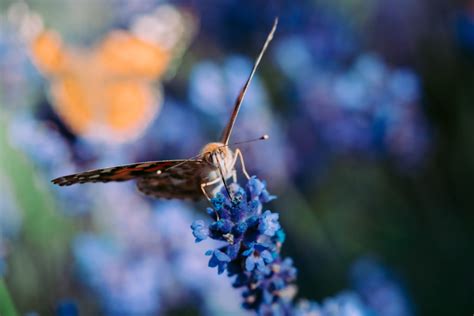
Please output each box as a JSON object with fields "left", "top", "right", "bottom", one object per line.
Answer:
{"left": 89, "top": 174, "right": 100, "bottom": 179}
{"left": 100, "top": 168, "right": 114, "bottom": 173}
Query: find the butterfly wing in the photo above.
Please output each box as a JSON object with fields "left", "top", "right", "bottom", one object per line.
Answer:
{"left": 51, "top": 160, "right": 185, "bottom": 186}
{"left": 136, "top": 160, "right": 208, "bottom": 200}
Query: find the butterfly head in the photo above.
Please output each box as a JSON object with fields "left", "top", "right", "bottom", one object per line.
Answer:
{"left": 201, "top": 142, "right": 234, "bottom": 171}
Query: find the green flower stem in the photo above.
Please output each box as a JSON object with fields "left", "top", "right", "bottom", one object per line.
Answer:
{"left": 0, "top": 278, "right": 19, "bottom": 316}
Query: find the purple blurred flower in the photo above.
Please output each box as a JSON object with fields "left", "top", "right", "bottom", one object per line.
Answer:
{"left": 132, "top": 99, "right": 207, "bottom": 161}
{"left": 74, "top": 188, "right": 244, "bottom": 315}
{"left": 74, "top": 233, "right": 164, "bottom": 315}
{"left": 294, "top": 292, "right": 374, "bottom": 316}
{"left": 0, "top": 14, "right": 40, "bottom": 108}
{"left": 351, "top": 257, "right": 414, "bottom": 316}
{"left": 456, "top": 4, "right": 474, "bottom": 52}
{"left": 321, "top": 292, "right": 372, "bottom": 316}
{"left": 55, "top": 300, "right": 79, "bottom": 316}
{"left": 275, "top": 41, "right": 431, "bottom": 169}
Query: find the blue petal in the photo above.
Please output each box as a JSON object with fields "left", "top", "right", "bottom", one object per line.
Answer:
{"left": 254, "top": 257, "right": 265, "bottom": 271}
{"left": 211, "top": 194, "right": 225, "bottom": 210}
{"left": 262, "top": 289, "right": 273, "bottom": 304}
{"left": 259, "top": 210, "right": 281, "bottom": 237}
{"left": 272, "top": 278, "right": 286, "bottom": 290}
{"left": 191, "top": 220, "right": 209, "bottom": 242}
{"left": 260, "top": 250, "right": 274, "bottom": 263}
{"left": 214, "top": 249, "right": 231, "bottom": 262}
{"left": 261, "top": 189, "right": 277, "bottom": 202}
{"left": 233, "top": 221, "right": 248, "bottom": 237}
{"left": 226, "top": 243, "right": 241, "bottom": 259}
{"left": 247, "top": 176, "right": 265, "bottom": 199}
{"left": 208, "top": 255, "right": 219, "bottom": 268}
{"left": 249, "top": 200, "right": 260, "bottom": 213}
{"left": 246, "top": 215, "right": 259, "bottom": 227}
{"left": 275, "top": 229, "right": 286, "bottom": 243}
{"left": 245, "top": 256, "right": 256, "bottom": 271}
{"left": 217, "top": 264, "right": 226, "bottom": 274}
{"left": 242, "top": 248, "right": 254, "bottom": 257}
{"left": 215, "top": 219, "right": 233, "bottom": 233}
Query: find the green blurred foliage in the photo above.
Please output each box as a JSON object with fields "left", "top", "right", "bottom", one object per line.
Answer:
{"left": 0, "top": 119, "right": 78, "bottom": 314}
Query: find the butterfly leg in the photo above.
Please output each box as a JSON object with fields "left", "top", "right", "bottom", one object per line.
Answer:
{"left": 200, "top": 177, "right": 222, "bottom": 201}
{"left": 201, "top": 177, "right": 223, "bottom": 220}
{"left": 232, "top": 148, "right": 250, "bottom": 179}
{"left": 231, "top": 169, "right": 237, "bottom": 183}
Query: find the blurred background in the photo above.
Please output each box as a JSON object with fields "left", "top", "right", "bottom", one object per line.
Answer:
{"left": 0, "top": 0, "right": 473, "bottom": 315}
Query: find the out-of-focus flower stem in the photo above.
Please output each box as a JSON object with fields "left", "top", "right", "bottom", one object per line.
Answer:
{"left": 276, "top": 183, "right": 347, "bottom": 269}
{"left": 0, "top": 116, "right": 76, "bottom": 309}
{"left": 0, "top": 279, "right": 19, "bottom": 316}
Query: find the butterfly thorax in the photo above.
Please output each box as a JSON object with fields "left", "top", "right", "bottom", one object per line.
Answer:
{"left": 200, "top": 142, "right": 235, "bottom": 181}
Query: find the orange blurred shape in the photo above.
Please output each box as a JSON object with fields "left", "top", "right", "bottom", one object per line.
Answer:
{"left": 30, "top": 30, "right": 67, "bottom": 74}
{"left": 97, "top": 31, "right": 171, "bottom": 79}
{"left": 28, "top": 6, "right": 194, "bottom": 144}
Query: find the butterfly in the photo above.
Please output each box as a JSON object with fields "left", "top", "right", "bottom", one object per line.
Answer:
{"left": 52, "top": 18, "right": 278, "bottom": 200}
{"left": 28, "top": 5, "right": 195, "bottom": 144}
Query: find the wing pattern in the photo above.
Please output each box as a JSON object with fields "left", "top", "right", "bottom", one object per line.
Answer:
{"left": 136, "top": 160, "right": 208, "bottom": 200}
{"left": 51, "top": 160, "right": 184, "bottom": 186}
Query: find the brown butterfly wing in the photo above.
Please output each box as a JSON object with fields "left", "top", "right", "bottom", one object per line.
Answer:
{"left": 136, "top": 160, "right": 208, "bottom": 200}
{"left": 51, "top": 160, "right": 185, "bottom": 186}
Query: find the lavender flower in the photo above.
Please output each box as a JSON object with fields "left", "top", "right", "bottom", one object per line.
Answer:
{"left": 191, "top": 177, "right": 300, "bottom": 314}
{"left": 191, "top": 177, "right": 416, "bottom": 315}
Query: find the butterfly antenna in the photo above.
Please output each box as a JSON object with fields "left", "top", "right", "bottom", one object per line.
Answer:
{"left": 159, "top": 152, "right": 205, "bottom": 174}
{"left": 157, "top": 133, "right": 268, "bottom": 173}
{"left": 231, "top": 134, "right": 269, "bottom": 146}
{"left": 220, "top": 17, "right": 278, "bottom": 146}
{"left": 161, "top": 133, "right": 269, "bottom": 173}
